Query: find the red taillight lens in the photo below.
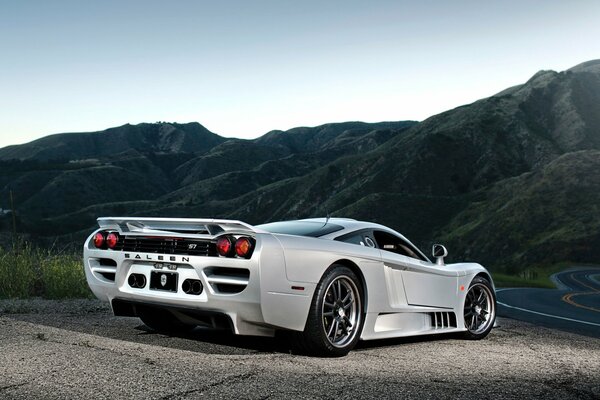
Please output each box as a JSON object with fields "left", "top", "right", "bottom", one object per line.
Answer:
{"left": 93, "top": 232, "right": 105, "bottom": 248}
{"left": 106, "top": 232, "right": 119, "bottom": 249}
{"left": 235, "top": 237, "right": 253, "bottom": 258}
{"left": 216, "top": 236, "right": 233, "bottom": 257}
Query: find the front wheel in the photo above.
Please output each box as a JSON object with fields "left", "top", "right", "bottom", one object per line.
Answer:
{"left": 461, "top": 276, "right": 496, "bottom": 340}
{"left": 292, "top": 265, "right": 364, "bottom": 357}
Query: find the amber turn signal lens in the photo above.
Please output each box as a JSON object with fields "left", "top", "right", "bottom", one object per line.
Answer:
{"left": 235, "top": 237, "right": 253, "bottom": 258}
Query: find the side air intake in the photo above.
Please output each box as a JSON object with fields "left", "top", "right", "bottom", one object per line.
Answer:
{"left": 203, "top": 267, "right": 250, "bottom": 294}
{"left": 430, "top": 312, "right": 457, "bottom": 330}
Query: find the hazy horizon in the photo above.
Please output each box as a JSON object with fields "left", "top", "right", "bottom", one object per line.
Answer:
{"left": 1, "top": 0, "right": 600, "bottom": 148}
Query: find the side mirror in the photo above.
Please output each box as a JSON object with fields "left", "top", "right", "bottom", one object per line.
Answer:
{"left": 432, "top": 244, "right": 448, "bottom": 266}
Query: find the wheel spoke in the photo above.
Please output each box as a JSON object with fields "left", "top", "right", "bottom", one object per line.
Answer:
{"left": 327, "top": 318, "right": 336, "bottom": 338}
{"left": 336, "top": 281, "right": 342, "bottom": 301}
{"left": 323, "top": 311, "right": 334, "bottom": 317}
{"left": 343, "top": 297, "right": 354, "bottom": 310}
{"left": 331, "top": 320, "right": 339, "bottom": 341}
{"left": 324, "top": 301, "right": 335, "bottom": 309}
{"left": 331, "top": 282, "right": 338, "bottom": 300}
{"left": 342, "top": 291, "right": 352, "bottom": 304}
{"left": 477, "top": 290, "right": 485, "bottom": 303}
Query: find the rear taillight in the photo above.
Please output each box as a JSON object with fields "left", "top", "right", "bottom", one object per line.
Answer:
{"left": 235, "top": 237, "right": 253, "bottom": 258}
{"left": 93, "top": 232, "right": 105, "bottom": 248}
{"left": 216, "top": 235, "right": 254, "bottom": 258}
{"left": 216, "top": 236, "right": 233, "bottom": 257}
{"left": 106, "top": 232, "right": 119, "bottom": 249}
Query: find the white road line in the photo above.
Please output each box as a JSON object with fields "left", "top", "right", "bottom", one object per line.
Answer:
{"left": 497, "top": 300, "right": 600, "bottom": 327}
{"left": 494, "top": 269, "right": 600, "bottom": 328}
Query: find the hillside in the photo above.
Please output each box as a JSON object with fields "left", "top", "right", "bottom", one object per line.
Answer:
{"left": 1, "top": 60, "right": 599, "bottom": 273}
{"left": 0, "top": 122, "right": 225, "bottom": 161}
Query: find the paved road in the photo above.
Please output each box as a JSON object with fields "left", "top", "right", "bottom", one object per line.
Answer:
{"left": 497, "top": 267, "right": 600, "bottom": 338}
{"left": 1, "top": 299, "right": 599, "bottom": 399}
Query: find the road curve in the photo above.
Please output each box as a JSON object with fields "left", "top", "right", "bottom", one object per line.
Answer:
{"left": 497, "top": 267, "right": 600, "bottom": 338}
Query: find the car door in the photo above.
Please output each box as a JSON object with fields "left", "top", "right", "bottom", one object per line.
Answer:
{"left": 373, "top": 230, "right": 457, "bottom": 308}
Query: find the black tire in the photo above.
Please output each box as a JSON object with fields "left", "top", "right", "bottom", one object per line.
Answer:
{"left": 461, "top": 276, "right": 496, "bottom": 340}
{"left": 138, "top": 307, "right": 195, "bottom": 334}
{"left": 292, "top": 265, "right": 365, "bottom": 357}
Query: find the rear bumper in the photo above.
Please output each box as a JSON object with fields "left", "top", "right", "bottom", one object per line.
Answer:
{"left": 83, "top": 246, "right": 275, "bottom": 337}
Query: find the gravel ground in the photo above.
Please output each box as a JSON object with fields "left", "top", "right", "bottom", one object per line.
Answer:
{"left": 0, "top": 299, "right": 599, "bottom": 399}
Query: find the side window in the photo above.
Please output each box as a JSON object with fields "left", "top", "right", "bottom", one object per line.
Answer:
{"left": 338, "top": 232, "right": 366, "bottom": 246}
{"left": 335, "top": 230, "right": 377, "bottom": 248}
{"left": 373, "top": 230, "right": 425, "bottom": 261}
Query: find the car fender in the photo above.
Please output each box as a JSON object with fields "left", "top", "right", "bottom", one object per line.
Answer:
{"left": 257, "top": 234, "right": 316, "bottom": 331}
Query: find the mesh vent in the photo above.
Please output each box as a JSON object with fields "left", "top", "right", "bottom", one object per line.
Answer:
{"left": 116, "top": 236, "right": 216, "bottom": 256}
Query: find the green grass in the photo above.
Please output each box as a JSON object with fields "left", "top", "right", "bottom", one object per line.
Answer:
{"left": 492, "top": 262, "right": 578, "bottom": 289}
{"left": 492, "top": 272, "right": 556, "bottom": 288}
{"left": 0, "top": 243, "right": 92, "bottom": 299}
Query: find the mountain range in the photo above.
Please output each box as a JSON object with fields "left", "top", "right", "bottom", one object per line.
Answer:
{"left": 1, "top": 59, "right": 600, "bottom": 274}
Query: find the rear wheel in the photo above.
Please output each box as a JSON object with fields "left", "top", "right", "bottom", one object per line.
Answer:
{"left": 292, "top": 265, "right": 364, "bottom": 357}
{"left": 138, "top": 307, "right": 195, "bottom": 334}
{"left": 461, "top": 276, "right": 496, "bottom": 340}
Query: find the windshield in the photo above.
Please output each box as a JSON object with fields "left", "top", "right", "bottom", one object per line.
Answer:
{"left": 257, "top": 221, "right": 344, "bottom": 237}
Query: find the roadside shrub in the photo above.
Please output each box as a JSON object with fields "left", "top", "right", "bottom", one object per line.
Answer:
{"left": 39, "top": 252, "right": 91, "bottom": 299}
{"left": 0, "top": 244, "right": 37, "bottom": 298}
{"left": 0, "top": 243, "right": 92, "bottom": 299}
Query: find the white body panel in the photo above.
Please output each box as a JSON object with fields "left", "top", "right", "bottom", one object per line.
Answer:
{"left": 83, "top": 217, "right": 494, "bottom": 340}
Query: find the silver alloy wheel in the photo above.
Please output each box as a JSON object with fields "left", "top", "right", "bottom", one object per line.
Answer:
{"left": 464, "top": 282, "right": 495, "bottom": 334}
{"left": 321, "top": 275, "right": 361, "bottom": 348}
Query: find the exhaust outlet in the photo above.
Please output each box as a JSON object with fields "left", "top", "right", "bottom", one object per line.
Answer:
{"left": 182, "top": 279, "right": 191, "bottom": 294}
{"left": 192, "top": 280, "right": 203, "bottom": 295}
{"left": 128, "top": 274, "right": 137, "bottom": 287}
{"left": 182, "top": 279, "right": 203, "bottom": 295}
{"left": 128, "top": 273, "right": 146, "bottom": 289}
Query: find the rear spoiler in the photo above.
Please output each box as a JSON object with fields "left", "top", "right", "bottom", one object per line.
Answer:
{"left": 97, "top": 217, "right": 263, "bottom": 238}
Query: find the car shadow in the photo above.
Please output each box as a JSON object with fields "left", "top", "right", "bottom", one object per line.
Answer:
{"left": 132, "top": 322, "right": 459, "bottom": 355}
{"left": 132, "top": 323, "right": 292, "bottom": 354}
{"left": 5, "top": 310, "right": 460, "bottom": 356}
{"left": 354, "top": 332, "right": 458, "bottom": 352}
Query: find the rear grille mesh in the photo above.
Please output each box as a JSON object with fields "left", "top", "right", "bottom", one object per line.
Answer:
{"left": 115, "top": 236, "right": 216, "bottom": 257}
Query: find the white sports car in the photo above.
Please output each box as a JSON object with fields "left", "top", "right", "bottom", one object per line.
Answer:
{"left": 83, "top": 217, "right": 496, "bottom": 356}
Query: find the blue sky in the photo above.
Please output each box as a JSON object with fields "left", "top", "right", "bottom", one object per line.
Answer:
{"left": 1, "top": 0, "right": 599, "bottom": 148}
